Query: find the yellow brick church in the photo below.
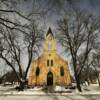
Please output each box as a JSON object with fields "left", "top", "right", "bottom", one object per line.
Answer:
{"left": 28, "top": 28, "right": 72, "bottom": 87}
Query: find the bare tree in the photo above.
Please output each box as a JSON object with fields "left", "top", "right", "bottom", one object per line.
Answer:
{"left": 0, "top": 0, "right": 44, "bottom": 90}
{"left": 0, "top": 28, "right": 22, "bottom": 83}
{"left": 0, "top": 23, "right": 43, "bottom": 90}
{"left": 57, "top": 10, "right": 100, "bottom": 92}
{"left": 23, "top": 21, "right": 44, "bottom": 80}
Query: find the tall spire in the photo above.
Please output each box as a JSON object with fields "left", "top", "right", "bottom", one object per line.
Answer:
{"left": 46, "top": 27, "right": 54, "bottom": 37}
{"left": 44, "top": 27, "right": 56, "bottom": 51}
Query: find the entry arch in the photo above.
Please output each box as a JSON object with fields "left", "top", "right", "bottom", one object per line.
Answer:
{"left": 47, "top": 72, "right": 53, "bottom": 86}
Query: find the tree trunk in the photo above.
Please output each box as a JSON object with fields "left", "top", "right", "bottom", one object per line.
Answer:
{"left": 74, "top": 71, "right": 82, "bottom": 92}
{"left": 24, "top": 49, "right": 32, "bottom": 80}
{"left": 73, "top": 58, "right": 82, "bottom": 92}
{"left": 24, "top": 63, "right": 30, "bottom": 79}
{"left": 76, "top": 76, "right": 82, "bottom": 92}
{"left": 19, "top": 81, "right": 24, "bottom": 91}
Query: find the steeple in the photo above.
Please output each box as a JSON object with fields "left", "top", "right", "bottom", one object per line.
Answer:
{"left": 46, "top": 27, "right": 54, "bottom": 37}
{"left": 44, "top": 27, "right": 56, "bottom": 51}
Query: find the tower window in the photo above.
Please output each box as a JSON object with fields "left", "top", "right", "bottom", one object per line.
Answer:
{"left": 60, "top": 67, "right": 64, "bottom": 76}
{"left": 36, "top": 67, "right": 40, "bottom": 76}
{"left": 47, "top": 60, "right": 49, "bottom": 66}
{"left": 51, "top": 60, "right": 53, "bottom": 66}
{"left": 47, "top": 60, "right": 54, "bottom": 67}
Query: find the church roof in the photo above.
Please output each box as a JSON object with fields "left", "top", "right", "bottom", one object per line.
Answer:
{"left": 46, "top": 27, "right": 54, "bottom": 37}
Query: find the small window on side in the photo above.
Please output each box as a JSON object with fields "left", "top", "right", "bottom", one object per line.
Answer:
{"left": 36, "top": 67, "right": 40, "bottom": 76}
{"left": 60, "top": 67, "right": 64, "bottom": 76}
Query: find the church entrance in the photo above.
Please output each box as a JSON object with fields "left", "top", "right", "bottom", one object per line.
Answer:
{"left": 47, "top": 72, "right": 53, "bottom": 86}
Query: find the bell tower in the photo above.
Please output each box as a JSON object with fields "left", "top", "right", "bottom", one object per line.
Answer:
{"left": 44, "top": 27, "right": 56, "bottom": 51}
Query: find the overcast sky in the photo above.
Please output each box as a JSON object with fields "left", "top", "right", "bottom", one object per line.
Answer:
{"left": 14, "top": 0, "right": 100, "bottom": 30}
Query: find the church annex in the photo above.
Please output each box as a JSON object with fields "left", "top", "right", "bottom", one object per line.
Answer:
{"left": 28, "top": 28, "right": 72, "bottom": 87}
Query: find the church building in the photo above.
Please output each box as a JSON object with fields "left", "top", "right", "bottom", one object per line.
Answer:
{"left": 28, "top": 28, "right": 72, "bottom": 87}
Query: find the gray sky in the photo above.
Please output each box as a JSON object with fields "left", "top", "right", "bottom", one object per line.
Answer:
{"left": 11, "top": 0, "right": 100, "bottom": 32}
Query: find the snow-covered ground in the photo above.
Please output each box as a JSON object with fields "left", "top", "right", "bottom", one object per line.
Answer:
{"left": 0, "top": 84, "right": 100, "bottom": 95}
{"left": 0, "top": 84, "right": 100, "bottom": 100}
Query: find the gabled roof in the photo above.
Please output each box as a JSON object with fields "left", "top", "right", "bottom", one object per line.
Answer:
{"left": 46, "top": 27, "right": 54, "bottom": 37}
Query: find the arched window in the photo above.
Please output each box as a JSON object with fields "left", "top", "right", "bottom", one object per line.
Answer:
{"left": 47, "top": 59, "right": 54, "bottom": 67}
{"left": 47, "top": 60, "right": 49, "bottom": 66}
{"left": 51, "top": 60, "right": 53, "bottom": 66}
{"left": 60, "top": 67, "right": 64, "bottom": 76}
{"left": 36, "top": 67, "right": 40, "bottom": 76}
